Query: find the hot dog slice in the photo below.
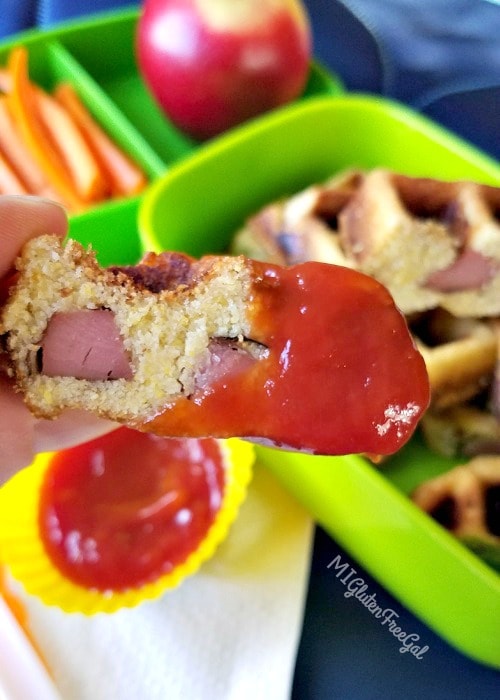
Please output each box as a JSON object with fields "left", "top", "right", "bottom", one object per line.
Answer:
{"left": 40, "top": 310, "right": 133, "bottom": 380}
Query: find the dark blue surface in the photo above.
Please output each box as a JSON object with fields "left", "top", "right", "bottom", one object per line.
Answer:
{"left": 422, "top": 85, "right": 500, "bottom": 163}
{"left": 305, "top": 0, "right": 500, "bottom": 161}
{"left": 294, "top": 528, "right": 499, "bottom": 699}
{"left": 0, "top": 1, "right": 499, "bottom": 697}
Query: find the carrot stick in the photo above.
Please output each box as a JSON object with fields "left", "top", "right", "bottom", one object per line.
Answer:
{"left": 34, "top": 87, "right": 108, "bottom": 203}
{"left": 6, "top": 47, "right": 85, "bottom": 212}
{"left": 0, "top": 96, "right": 58, "bottom": 199}
{"left": 0, "top": 59, "right": 103, "bottom": 202}
{"left": 55, "top": 82, "right": 147, "bottom": 197}
{"left": 0, "top": 149, "right": 28, "bottom": 194}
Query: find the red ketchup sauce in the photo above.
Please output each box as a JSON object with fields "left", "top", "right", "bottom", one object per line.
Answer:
{"left": 38, "top": 428, "right": 225, "bottom": 591}
{"left": 144, "top": 260, "right": 430, "bottom": 456}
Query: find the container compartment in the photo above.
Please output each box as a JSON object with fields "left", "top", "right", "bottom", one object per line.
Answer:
{"left": 138, "top": 94, "right": 500, "bottom": 668}
{"left": 56, "top": 9, "right": 342, "bottom": 166}
{"left": 0, "top": 8, "right": 343, "bottom": 262}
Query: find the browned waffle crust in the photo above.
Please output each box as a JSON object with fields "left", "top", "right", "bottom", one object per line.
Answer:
{"left": 0, "top": 235, "right": 254, "bottom": 421}
{"left": 232, "top": 168, "right": 500, "bottom": 317}
{"left": 412, "top": 455, "right": 500, "bottom": 544}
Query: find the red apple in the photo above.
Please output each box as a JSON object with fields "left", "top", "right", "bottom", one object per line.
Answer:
{"left": 136, "top": 0, "right": 312, "bottom": 141}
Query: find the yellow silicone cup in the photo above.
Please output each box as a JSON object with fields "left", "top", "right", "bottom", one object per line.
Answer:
{"left": 0, "top": 438, "right": 254, "bottom": 614}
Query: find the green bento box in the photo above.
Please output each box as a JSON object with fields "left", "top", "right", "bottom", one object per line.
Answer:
{"left": 138, "top": 94, "right": 500, "bottom": 670}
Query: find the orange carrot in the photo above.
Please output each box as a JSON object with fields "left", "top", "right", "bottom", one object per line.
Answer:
{"left": 0, "top": 61, "right": 102, "bottom": 201}
{"left": 6, "top": 47, "right": 85, "bottom": 212}
{"left": 34, "top": 87, "right": 108, "bottom": 203}
{"left": 0, "top": 149, "right": 28, "bottom": 194}
{"left": 55, "top": 82, "right": 147, "bottom": 197}
{"left": 0, "top": 96, "right": 58, "bottom": 198}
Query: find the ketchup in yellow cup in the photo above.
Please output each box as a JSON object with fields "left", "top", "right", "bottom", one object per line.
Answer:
{"left": 38, "top": 428, "right": 227, "bottom": 591}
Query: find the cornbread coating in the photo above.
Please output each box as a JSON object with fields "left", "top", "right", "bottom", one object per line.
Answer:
{"left": 0, "top": 235, "right": 253, "bottom": 421}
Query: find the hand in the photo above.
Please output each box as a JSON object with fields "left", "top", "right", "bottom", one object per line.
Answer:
{"left": 0, "top": 196, "right": 117, "bottom": 484}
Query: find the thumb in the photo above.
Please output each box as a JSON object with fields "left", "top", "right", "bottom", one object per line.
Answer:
{"left": 0, "top": 196, "right": 67, "bottom": 278}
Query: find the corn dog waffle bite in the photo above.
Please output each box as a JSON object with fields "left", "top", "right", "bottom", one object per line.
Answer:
{"left": 412, "top": 455, "right": 500, "bottom": 573}
{"left": 0, "top": 235, "right": 428, "bottom": 457}
{"left": 232, "top": 168, "right": 500, "bottom": 318}
{"left": 410, "top": 316, "right": 500, "bottom": 571}
{"left": 414, "top": 312, "right": 499, "bottom": 457}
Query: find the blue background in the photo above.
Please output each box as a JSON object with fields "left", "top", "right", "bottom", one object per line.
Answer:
{"left": 1, "top": 2, "right": 499, "bottom": 698}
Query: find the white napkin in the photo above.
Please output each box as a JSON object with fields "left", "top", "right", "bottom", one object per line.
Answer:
{"left": 17, "top": 462, "right": 313, "bottom": 700}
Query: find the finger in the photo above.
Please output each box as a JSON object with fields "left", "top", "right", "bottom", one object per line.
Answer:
{"left": 0, "top": 375, "right": 36, "bottom": 483}
{"left": 0, "top": 389, "right": 118, "bottom": 484}
{"left": 0, "top": 195, "right": 67, "bottom": 278}
{"left": 33, "top": 410, "right": 118, "bottom": 454}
